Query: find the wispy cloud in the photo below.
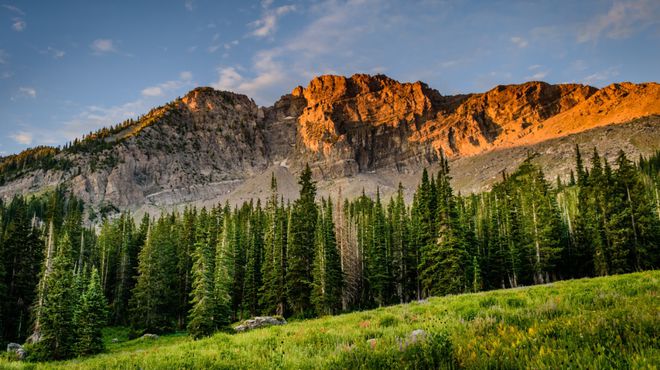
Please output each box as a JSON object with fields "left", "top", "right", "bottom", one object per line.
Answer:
{"left": 510, "top": 36, "right": 528, "bottom": 48}
{"left": 11, "top": 87, "right": 37, "bottom": 100}
{"left": 2, "top": 4, "right": 24, "bottom": 15}
{"left": 62, "top": 100, "right": 146, "bottom": 141}
{"left": 0, "top": 49, "right": 7, "bottom": 64}
{"left": 11, "top": 17, "right": 25, "bottom": 31}
{"left": 582, "top": 66, "right": 620, "bottom": 85}
{"left": 184, "top": 0, "right": 194, "bottom": 11}
{"left": 213, "top": 49, "right": 285, "bottom": 103}
{"left": 90, "top": 39, "right": 117, "bottom": 54}
{"left": 10, "top": 131, "right": 33, "bottom": 145}
{"left": 217, "top": 0, "right": 398, "bottom": 104}
{"left": 578, "top": 0, "right": 660, "bottom": 43}
{"left": 42, "top": 46, "right": 65, "bottom": 59}
{"left": 526, "top": 70, "right": 549, "bottom": 80}
{"left": 248, "top": 1, "right": 296, "bottom": 38}
{"left": 141, "top": 71, "right": 194, "bottom": 97}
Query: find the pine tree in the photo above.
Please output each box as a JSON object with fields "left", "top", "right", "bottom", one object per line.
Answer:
{"left": 588, "top": 149, "right": 610, "bottom": 276}
{"left": 311, "top": 199, "right": 343, "bottom": 315}
{"left": 187, "top": 209, "right": 217, "bottom": 338}
{"left": 32, "top": 233, "right": 76, "bottom": 360}
{"left": 2, "top": 196, "right": 43, "bottom": 343}
{"left": 244, "top": 201, "right": 264, "bottom": 316}
{"left": 472, "top": 256, "right": 482, "bottom": 292}
{"left": 213, "top": 205, "right": 233, "bottom": 327}
{"left": 112, "top": 213, "right": 136, "bottom": 325}
{"left": 390, "top": 184, "right": 413, "bottom": 303}
{"left": 260, "top": 175, "right": 288, "bottom": 315}
{"left": 130, "top": 215, "right": 178, "bottom": 333}
{"left": 286, "top": 164, "right": 318, "bottom": 317}
{"left": 571, "top": 145, "right": 595, "bottom": 277}
{"left": 612, "top": 151, "right": 660, "bottom": 271}
{"left": 418, "top": 158, "right": 469, "bottom": 296}
{"left": 176, "top": 208, "right": 196, "bottom": 329}
{"left": 366, "top": 189, "right": 392, "bottom": 305}
{"left": 75, "top": 268, "right": 108, "bottom": 356}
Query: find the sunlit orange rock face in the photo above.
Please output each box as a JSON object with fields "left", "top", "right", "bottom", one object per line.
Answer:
{"left": 293, "top": 74, "right": 443, "bottom": 175}
{"left": 293, "top": 74, "right": 660, "bottom": 173}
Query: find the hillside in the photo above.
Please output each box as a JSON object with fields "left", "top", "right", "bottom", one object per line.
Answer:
{"left": 5, "top": 271, "right": 657, "bottom": 369}
{"left": 0, "top": 74, "right": 658, "bottom": 216}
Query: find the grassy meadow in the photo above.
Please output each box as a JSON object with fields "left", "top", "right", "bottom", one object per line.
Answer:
{"left": 2, "top": 270, "right": 658, "bottom": 369}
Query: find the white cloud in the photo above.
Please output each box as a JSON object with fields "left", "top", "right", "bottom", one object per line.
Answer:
{"left": 528, "top": 64, "right": 542, "bottom": 70}
{"left": 249, "top": 3, "right": 296, "bottom": 38}
{"left": 213, "top": 49, "right": 286, "bottom": 104}
{"left": 526, "top": 71, "right": 549, "bottom": 80}
{"left": 141, "top": 86, "right": 163, "bottom": 97}
{"left": 214, "top": 67, "right": 244, "bottom": 91}
{"left": 141, "top": 71, "right": 194, "bottom": 97}
{"left": 214, "top": 0, "right": 396, "bottom": 104}
{"left": 43, "top": 46, "right": 65, "bottom": 59}
{"left": 11, "top": 17, "right": 25, "bottom": 31}
{"left": 62, "top": 100, "right": 146, "bottom": 141}
{"left": 10, "top": 131, "right": 33, "bottom": 145}
{"left": 184, "top": 0, "right": 194, "bottom": 11}
{"left": 15, "top": 87, "right": 36, "bottom": 99}
{"left": 2, "top": 4, "right": 25, "bottom": 15}
{"left": 180, "top": 71, "right": 193, "bottom": 81}
{"left": 510, "top": 36, "right": 528, "bottom": 48}
{"left": 582, "top": 66, "right": 620, "bottom": 85}
{"left": 578, "top": 0, "right": 660, "bottom": 43}
{"left": 90, "top": 39, "right": 117, "bottom": 54}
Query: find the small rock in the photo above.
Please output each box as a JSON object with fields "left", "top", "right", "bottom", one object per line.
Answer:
{"left": 7, "top": 343, "right": 27, "bottom": 360}
{"left": 141, "top": 333, "right": 159, "bottom": 340}
{"left": 235, "top": 316, "right": 287, "bottom": 332}
{"left": 111, "top": 338, "right": 120, "bottom": 343}
{"left": 6, "top": 343, "right": 21, "bottom": 352}
{"left": 409, "top": 329, "right": 427, "bottom": 344}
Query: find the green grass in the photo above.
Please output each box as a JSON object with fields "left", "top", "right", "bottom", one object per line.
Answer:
{"left": 3, "top": 271, "right": 658, "bottom": 369}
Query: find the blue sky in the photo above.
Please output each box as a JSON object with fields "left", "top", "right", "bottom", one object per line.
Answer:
{"left": 1, "top": 0, "right": 659, "bottom": 155}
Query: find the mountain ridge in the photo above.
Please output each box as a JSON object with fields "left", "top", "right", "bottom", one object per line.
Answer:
{"left": 1, "top": 74, "right": 658, "bottom": 216}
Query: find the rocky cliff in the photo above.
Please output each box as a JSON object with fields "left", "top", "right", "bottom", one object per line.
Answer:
{"left": 0, "top": 74, "right": 658, "bottom": 215}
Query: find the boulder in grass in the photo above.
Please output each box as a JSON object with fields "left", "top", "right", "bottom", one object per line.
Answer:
{"left": 141, "top": 333, "right": 159, "bottom": 340}
{"left": 235, "top": 316, "right": 287, "bottom": 332}
{"left": 397, "top": 329, "right": 429, "bottom": 351}
{"left": 7, "top": 343, "right": 27, "bottom": 360}
{"left": 409, "top": 329, "right": 427, "bottom": 344}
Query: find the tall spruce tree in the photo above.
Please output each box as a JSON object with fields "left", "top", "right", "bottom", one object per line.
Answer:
{"left": 286, "top": 164, "right": 318, "bottom": 317}
{"left": 32, "top": 233, "right": 76, "bottom": 360}
{"left": 311, "top": 199, "right": 343, "bottom": 315}
{"left": 130, "top": 215, "right": 178, "bottom": 333}
{"left": 187, "top": 209, "right": 217, "bottom": 338}
{"left": 260, "top": 175, "right": 288, "bottom": 316}
{"left": 75, "top": 268, "right": 108, "bottom": 356}
{"left": 213, "top": 205, "right": 233, "bottom": 327}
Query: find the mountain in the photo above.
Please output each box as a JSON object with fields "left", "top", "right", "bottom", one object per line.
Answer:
{"left": 1, "top": 74, "right": 659, "bottom": 216}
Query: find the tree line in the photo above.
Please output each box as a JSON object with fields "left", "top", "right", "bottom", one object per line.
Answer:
{"left": 0, "top": 147, "right": 658, "bottom": 360}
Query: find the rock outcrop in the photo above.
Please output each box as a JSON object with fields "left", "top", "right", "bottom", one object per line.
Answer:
{"left": 6, "top": 343, "right": 27, "bottom": 360}
{"left": 235, "top": 316, "right": 287, "bottom": 332}
{"left": 0, "top": 74, "right": 658, "bottom": 215}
